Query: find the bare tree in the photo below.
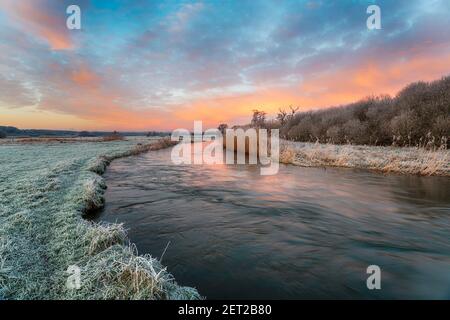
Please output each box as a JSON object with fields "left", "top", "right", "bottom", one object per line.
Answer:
{"left": 218, "top": 123, "right": 228, "bottom": 133}
{"left": 289, "top": 105, "right": 299, "bottom": 116}
{"left": 251, "top": 109, "right": 266, "bottom": 128}
{"left": 277, "top": 108, "right": 288, "bottom": 125}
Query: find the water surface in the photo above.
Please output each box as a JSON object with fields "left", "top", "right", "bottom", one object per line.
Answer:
{"left": 96, "top": 144, "right": 450, "bottom": 299}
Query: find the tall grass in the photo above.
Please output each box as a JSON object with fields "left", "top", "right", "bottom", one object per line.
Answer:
{"left": 280, "top": 140, "right": 450, "bottom": 176}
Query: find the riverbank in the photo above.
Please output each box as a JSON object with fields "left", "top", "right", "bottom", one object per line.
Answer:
{"left": 0, "top": 135, "right": 127, "bottom": 145}
{"left": 280, "top": 140, "right": 450, "bottom": 176}
{"left": 0, "top": 137, "right": 200, "bottom": 299}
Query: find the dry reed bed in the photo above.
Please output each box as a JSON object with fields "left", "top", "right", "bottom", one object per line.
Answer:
{"left": 0, "top": 137, "right": 199, "bottom": 300}
{"left": 280, "top": 140, "right": 450, "bottom": 176}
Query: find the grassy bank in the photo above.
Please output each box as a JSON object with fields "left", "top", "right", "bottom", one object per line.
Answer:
{"left": 280, "top": 140, "right": 450, "bottom": 176}
{"left": 0, "top": 137, "right": 200, "bottom": 299}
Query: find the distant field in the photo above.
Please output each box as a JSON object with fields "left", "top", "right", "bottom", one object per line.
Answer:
{"left": 0, "top": 135, "right": 152, "bottom": 145}
{"left": 0, "top": 136, "right": 108, "bottom": 144}
{"left": 0, "top": 138, "right": 199, "bottom": 299}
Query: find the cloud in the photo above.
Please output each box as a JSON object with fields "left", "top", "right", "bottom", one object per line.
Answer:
{"left": 167, "top": 2, "right": 205, "bottom": 34}
{"left": 0, "top": 74, "right": 37, "bottom": 107}
{"left": 0, "top": 0, "right": 449, "bottom": 130}
{"left": 71, "top": 66, "right": 101, "bottom": 88}
{"left": 0, "top": 0, "right": 73, "bottom": 50}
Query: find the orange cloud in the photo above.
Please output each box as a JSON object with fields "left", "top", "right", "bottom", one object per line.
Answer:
{"left": 292, "top": 49, "right": 450, "bottom": 111}
{"left": 22, "top": 48, "right": 450, "bottom": 131}
{"left": 71, "top": 67, "right": 100, "bottom": 88}
{"left": 1, "top": 0, "right": 73, "bottom": 50}
{"left": 21, "top": 48, "right": 450, "bottom": 131}
{"left": 168, "top": 49, "right": 450, "bottom": 129}
{"left": 3, "top": 39, "right": 450, "bottom": 131}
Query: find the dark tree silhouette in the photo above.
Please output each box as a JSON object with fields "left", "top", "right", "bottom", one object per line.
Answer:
{"left": 251, "top": 110, "right": 266, "bottom": 128}
{"left": 277, "top": 76, "right": 450, "bottom": 148}
{"left": 218, "top": 123, "right": 228, "bottom": 133}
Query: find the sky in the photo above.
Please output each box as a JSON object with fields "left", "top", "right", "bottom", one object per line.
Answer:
{"left": 0, "top": 0, "right": 450, "bottom": 131}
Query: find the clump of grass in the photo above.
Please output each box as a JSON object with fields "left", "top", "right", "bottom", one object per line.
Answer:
{"left": 64, "top": 243, "right": 198, "bottom": 300}
{"left": 102, "top": 133, "right": 125, "bottom": 142}
{"left": 87, "top": 156, "right": 111, "bottom": 175}
{"left": 128, "top": 137, "right": 177, "bottom": 156}
{"left": 80, "top": 176, "right": 107, "bottom": 214}
{"left": 279, "top": 144, "right": 296, "bottom": 164}
{"left": 86, "top": 222, "right": 127, "bottom": 255}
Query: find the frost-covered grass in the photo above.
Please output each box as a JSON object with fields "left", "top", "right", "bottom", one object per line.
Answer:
{"left": 280, "top": 140, "right": 450, "bottom": 176}
{"left": 0, "top": 138, "right": 200, "bottom": 300}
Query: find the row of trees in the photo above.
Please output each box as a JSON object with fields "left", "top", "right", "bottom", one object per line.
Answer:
{"left": 146, "top": 131, "right": 171, "bottom": 137}
{"left": 245, "top": 76, "right": 450, "bottom": 148}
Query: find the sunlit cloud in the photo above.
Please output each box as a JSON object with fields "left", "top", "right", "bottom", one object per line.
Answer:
{"left": 0, "top": 0, "right": 74, "bottom": 50}
{"left": 0, "top": 0, "right": 449, "bottom": 130}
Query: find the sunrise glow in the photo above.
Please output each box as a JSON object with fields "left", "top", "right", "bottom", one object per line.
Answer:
{"left": 1, "top": 0, "right": 450, "bottom": 130}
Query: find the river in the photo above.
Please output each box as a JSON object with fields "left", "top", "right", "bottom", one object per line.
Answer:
{"left": 94, "top": 144, "right": 450, "bottom": 299}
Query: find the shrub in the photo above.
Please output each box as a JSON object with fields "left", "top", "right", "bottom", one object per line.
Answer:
{"left": 0, "top": 131, "right": 6, "bottom": 139}
{"left": 326, "top": 125, "right": 343, "bottom": 144}
{"left": 102, "top": 132, "right": 124, "bottom": 142}
{"left": 279, "top": 76, "right": 450, "bottom": 147}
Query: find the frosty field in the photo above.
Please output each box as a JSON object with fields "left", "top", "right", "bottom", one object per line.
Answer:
{"left": 0, "top": 138, "right": 199, "bottom": 300}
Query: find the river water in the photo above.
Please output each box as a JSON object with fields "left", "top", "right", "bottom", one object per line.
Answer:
{"left": 95, "top": 144, "right": 450, "bottom": 299}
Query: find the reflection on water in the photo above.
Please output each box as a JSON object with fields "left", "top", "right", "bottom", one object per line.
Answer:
{"left": 95, "top": 144, "right": 450, "bottom": 299}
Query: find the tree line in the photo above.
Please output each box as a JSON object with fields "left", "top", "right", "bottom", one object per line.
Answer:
{"left": 239, "top": 76, "right": 450, "bottom": 148}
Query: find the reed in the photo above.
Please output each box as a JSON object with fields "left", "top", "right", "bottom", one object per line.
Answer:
{"left": 280, "top": 140, "right": 450, "bottom": 176}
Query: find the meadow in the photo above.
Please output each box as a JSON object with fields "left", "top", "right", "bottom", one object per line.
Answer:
{"left": 0, "top": 137, "right": 199, "bottom": 300}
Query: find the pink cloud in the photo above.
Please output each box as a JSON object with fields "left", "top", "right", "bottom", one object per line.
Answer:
{"left": 1, "top": 0, "right": 73, "bottom": 50}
